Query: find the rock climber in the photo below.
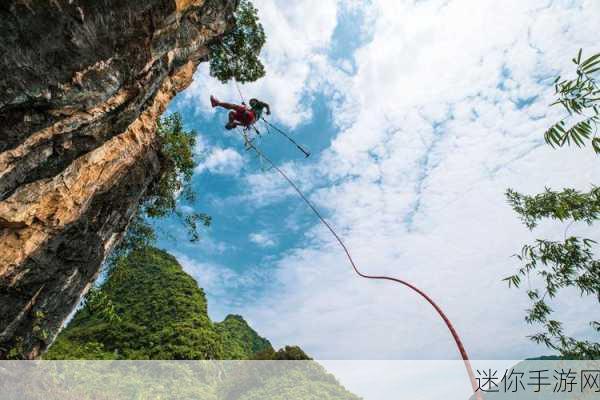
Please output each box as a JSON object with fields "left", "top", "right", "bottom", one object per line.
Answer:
{"left": 210, "top": 95, "right": 271, "bottom": 130}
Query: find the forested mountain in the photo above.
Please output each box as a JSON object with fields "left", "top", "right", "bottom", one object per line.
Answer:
{"left": 46, "top": 247, "right": 292, "bottom": 360}
{"left": 42, "top": 247, "right": 359, "bottom": 399}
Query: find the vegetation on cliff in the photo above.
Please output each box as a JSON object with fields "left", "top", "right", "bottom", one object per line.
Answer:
{"left": 117, "top": 112, "right": 211, "bottom": 259}
{"left": 209, "top": 0, "right": 266, "bottom": 83}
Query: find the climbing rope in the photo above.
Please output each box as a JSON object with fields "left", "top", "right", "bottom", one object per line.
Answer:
{"left": 226, "top": 81, "right": 480, "bottom": 396}
{"left": 241, "top": 135, "right": 481, "bottom": 399}
{"left": 234, "top": 80, "right": 246, "bottom": 105}
{"left": 261, "top": 118, "right": 311, "bottom": 158}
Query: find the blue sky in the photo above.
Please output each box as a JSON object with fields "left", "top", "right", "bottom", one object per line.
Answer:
{"left": 154, "top": 0, "right": 599, "bottom": 360}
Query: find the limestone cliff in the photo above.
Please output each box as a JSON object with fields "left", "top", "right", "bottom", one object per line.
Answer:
{"left": 0, "top": 0, "right": 237, "bottom": 359}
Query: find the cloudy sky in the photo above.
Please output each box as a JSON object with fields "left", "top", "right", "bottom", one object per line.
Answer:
{"left": 159, "top": 0, "right": 600, "bottom": 360}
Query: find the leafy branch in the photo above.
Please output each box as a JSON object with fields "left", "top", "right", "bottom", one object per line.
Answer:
{"left": 107, "top": 112, "right": 211, "bottom": 270}
{"left": 505, "top": 185, "right": 600, "bottom": 358}
{"left": 506, "top": 51, "right": 599, "bottom": 358}
{"left": 209, "top": 0, "right": 266, "bottom": 83}
{"left": 142, "top": 112, "right": 211, "bottom": 244}
{"left": 506, "top": 187, "right": 600, "bottom": 229}
{"left": 544, "top": 49, "right": 600, "bottom": 153}
{"left": 504, "top": 237, "right": 600, "bottom": 359}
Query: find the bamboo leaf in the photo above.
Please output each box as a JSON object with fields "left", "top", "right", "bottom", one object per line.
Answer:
{"left": 544, "top": 129, "right": 552, "bottom": 146}
{"left": 571, "top": 128, "right": 585, "bottom": 147}
{"left": 586, "top": 67, "right": 600, "bottom": 75}
{"left": 592, "top": 137, "right": 600, "bottom": 154}
{"left": 581, "top": 53, "right": 600, "bottom": 68}
{"left": 582, "top": 59, "right": 600, "bottom": 73}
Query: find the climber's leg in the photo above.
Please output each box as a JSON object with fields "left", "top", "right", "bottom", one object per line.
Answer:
{"left": 225, "top": 111, "right": 241, "bottom": 130}
{"left": 211, "top": 96, "right": 245, "bottom": 112}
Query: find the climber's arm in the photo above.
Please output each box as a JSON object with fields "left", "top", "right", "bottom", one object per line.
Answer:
{"left": 263, "top": 101, "right": 271, "bottom": 115}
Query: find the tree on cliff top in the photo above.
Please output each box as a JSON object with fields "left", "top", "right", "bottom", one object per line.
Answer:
{"left": 209, "top": 0, "right": 266, "bottom": 83}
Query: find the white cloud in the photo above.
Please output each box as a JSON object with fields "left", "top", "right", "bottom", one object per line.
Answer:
{"left": 176, "top": 254, "right": 245, "bottom": 297}
{"left": 215, "top": 160, "right": 327, "bottom": 209}
{"left": 196, "top": 147, "right": 244, "bottom": 175}
{"left": 228, "top": 0, "right": 600, "bottom": 360}
{"left": 193, "top": 132, "right": 209, "bottom": 155}
{"left": 249, "top": 231, "right": 277, "bottom": 248}
{"left": 175, "top": 253, "right": 270, "bottom": 321}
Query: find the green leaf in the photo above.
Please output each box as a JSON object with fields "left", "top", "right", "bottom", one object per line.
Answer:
{"left": 592, "top": 137, "right": 600, "bottom": 154}
{"left": 586, "top": 67, "right": 600, "bottom": 75}
{"left": 581, "top": 53, "right": 600, "bottom": 68}
{"left": 582, "top": 59, "right": 600, "bottom": 73}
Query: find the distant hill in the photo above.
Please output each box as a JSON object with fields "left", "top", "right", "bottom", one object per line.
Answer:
{"left": 216, "top": 314, "right": 273, "bottom": 359}
{"left": 46, "top": 247, "right": 292, "bottom": 360}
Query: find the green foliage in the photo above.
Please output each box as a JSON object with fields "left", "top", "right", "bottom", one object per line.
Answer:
{"left": 505, "top": 189, "right": 600, "bottom": 358}
{"left": 505, "top": 49, "right": 600, "bottom": 359}
{"left": 105, "top": 112, "right": 210, "bottom": 273}
{"left": 109, "top": 213, "right": 156, "bottom": 263}
{"left": 254, "top": 345, "right": 312, "bottom": 361}
{"left": 15, "top": 360, "right": 359, "bottom": 400}
{"left": 45, "top": 247, "right": 290, "bottom": 361}
{"left": 505, "top": 188, "right": 600, "bottom": 359}
{"left": 209, "top": 0, "right": 266, "bottom": 83}
{"left": 85, "top": 288, "right": 121, "bottom": 324}
{"left": 216, "top": 314, "right": 274, "bottom": 359}
{"left": 43, "top": 248, "right": 357, "bottom": 398}
{"left": 544, "top": 49, "right": 600, "bottom": 153}
{"left": 506, "top": 187, "right": 600, "bottom": 229}
{"left": 46, "top": 247, "right": 224, "bottom": 360}
{"left": 218, "top": 362, "right": 360, "bottom": 400}
{"left": 143, "top": 112, "right": 211, "bottom": 242}
{"left": 178, "top": 210, "right": 212, "bottom": 243}
{"left": 31, "top": 311, "right": 50, "bottom": 343}
{"left": 145, "top": 112, "right": 197, "bottom": 218}
{"left": 504, "top": 234, "right": 600, "bottom": 358}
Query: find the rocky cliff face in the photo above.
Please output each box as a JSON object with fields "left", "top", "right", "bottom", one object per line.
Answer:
{"left": 0, "top": 0, "right": 237, "bottom": 359}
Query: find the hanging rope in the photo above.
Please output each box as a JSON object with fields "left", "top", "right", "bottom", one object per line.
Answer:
{"left": 234, "top": 80, "right": 246, "bottom": 105}
{"left": 242, "top": 136, "right": 481, "bottom": 399}
{"left": 226, "top": 80, "right": 480, "bottom": 396}
{"left": 261, "top": 118, "right": 311, "bottom": 158}
{"left": 261, "top": 118, "right": 272, "bottom": 135}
